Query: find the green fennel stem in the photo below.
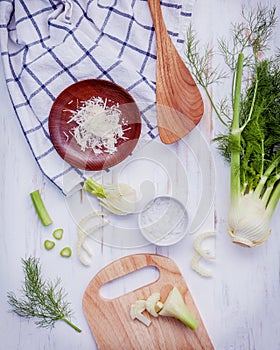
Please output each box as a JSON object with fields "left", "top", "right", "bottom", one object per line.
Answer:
{"left": 61, "top": 317, "right": 82, "bottom": 333}
{"left": 30, "top": 190, "right": 52, "bottom": 226}
{"left": 230, "top": 53, "right": 244, "bottom": 205}
{"left": 83, "top": 178, "right": 106, "bottom": 198}
{"left": 204, "top": 87, "right": 227, "bottom": 126}
{"left": 240, "top": 78, "right": 259, "bottom": 131}
{"left": 253, "top": 155, "right": 280, "bottom": 200}
{"left": 262, "top": 184, "right": 275, "bottom": 207}
{"left": 176, "top": 310, "right": 198, "bottom": 330}
{"left": 266, "top": 181, "right": 280, "bottom": 218}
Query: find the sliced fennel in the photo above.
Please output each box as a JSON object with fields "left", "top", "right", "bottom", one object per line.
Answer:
{"left": 130, "top": 288, "right": 197, "bottom": 330}
{"left": 191, "top": 231, "right": 216, "bottom": 278}
{"left": 53, "top": 228, "right": 64, "bottom": 240}
{"left": 145, "top": 293, "right": 161, "bottom": 317}
{"left": 191, "top": 252, "right": 213, "bottom": 278}
{"left": 83, "top": 178, "right": 136, "bottom": 215}
{"left": 60, "top": 247, "right": 72, "bottom": 258}
{"left": 193, "top": 231, "right": 216, "bottom": 260}
{"left": 130, "top": 300, "right": 151, "bottom": 327}
{"left": 77, "top": 211, "right": 109, "bottom": 266}
{"left": 44, "top": 240, "right": 55, "bottom": 251}
{"left": 185, "top": 6, "right": 280, "bottom": 247}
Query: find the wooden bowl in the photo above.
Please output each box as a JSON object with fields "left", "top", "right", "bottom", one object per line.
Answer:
{"left": 48, "top": 79, "right": 141, "bottom": 170}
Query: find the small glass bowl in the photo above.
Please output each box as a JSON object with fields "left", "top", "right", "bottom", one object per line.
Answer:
{"left": 138, "top": 195, "right": 189, "bottom": 246}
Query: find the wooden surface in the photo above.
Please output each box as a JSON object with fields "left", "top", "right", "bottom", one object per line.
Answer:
{"left": 1, "top": 1, "right": 280, "bottom": 350}
{"left": 83, "top": 254, "right": 213, "bottom": 350}
{"left": 147, "top": 0, "right": 204, "bottom": 144}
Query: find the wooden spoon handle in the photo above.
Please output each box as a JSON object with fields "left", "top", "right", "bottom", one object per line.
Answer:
{"left": 147, "top": 0, "right": 175, "bottom": 59}
{"left": 147, "top": 0, "right": 169, "bottom": 38}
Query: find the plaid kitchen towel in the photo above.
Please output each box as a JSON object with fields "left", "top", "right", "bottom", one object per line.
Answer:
{"left": 0, "top": 0, "right": 194, "bottom": 195}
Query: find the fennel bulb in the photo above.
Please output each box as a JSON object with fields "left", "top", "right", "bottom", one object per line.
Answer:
{"left": 228, "top": 194, "right": 271, "bottom": 247}
{"left": 225, "top": 54, "right": 280, "bottom": 247}
{"left": 83, "top": 178, "right": 136, "bottom": 215}
{"left": 185, "top": 6, "right": 280, "bottom": 247}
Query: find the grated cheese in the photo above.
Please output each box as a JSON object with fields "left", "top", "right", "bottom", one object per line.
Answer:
{"left": 67, "top": 96, "right": 128, "bottom": 154}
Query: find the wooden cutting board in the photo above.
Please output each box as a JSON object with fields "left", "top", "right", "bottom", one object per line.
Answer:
{"left": 82, "top": 254, "right": 214, "bottom": 350}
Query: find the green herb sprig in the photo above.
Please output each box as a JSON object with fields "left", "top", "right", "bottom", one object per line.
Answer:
{"left": 7, "top": 257, "right": 81, "bottom": 332}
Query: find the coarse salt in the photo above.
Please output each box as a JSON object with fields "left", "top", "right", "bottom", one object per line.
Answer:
{"left": 138, "top": 196, "right": 189, "bottom": 246}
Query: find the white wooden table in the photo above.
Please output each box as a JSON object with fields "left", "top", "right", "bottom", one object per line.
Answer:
{"left": 1, "top": 0, "right": 280, "bottom": 349}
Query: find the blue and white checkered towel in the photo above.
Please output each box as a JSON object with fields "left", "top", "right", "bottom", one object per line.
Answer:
{"left": 0, "top": 0, "right": 193, "bottom": 195}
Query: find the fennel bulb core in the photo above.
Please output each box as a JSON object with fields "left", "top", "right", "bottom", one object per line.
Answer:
{"left": 228, "top": 194, "right": 271, "bottom": 247}
{"left": 83, "top": 178, "right": 136, "bottom": 215}
{"left": 100, "top": 183, "right": 136, "bottom": 214}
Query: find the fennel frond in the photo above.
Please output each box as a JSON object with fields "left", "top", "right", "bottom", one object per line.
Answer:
{"left": 7, "top": 257, "right": 81, "bottom": 332}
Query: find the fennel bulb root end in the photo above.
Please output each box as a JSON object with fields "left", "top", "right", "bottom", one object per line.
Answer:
{"left": 228, "top": 230, "right": 271, "bottom": 248}
{"left": 228, "top": 194, "right": 272, "bottom": 247}
{"left": 229, "top": 231, "right": 254, "bottom": 247}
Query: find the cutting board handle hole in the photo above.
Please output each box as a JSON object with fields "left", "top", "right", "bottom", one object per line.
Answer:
{"left": 99, "top": 266, "right": 160, "bottom": 300}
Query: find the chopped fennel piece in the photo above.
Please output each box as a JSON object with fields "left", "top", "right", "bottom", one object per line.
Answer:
{"left": 134, "top": 314, "right": 151, "bottom": 327}
{"left": 130, "top": 299, "right": 146, "bottom": 317}
{"left": 60, "top": 247, "right": 72, "bottom": 258}
{"left": 30, "top": 190, "right": 52, "bottom": 226}
{"left": 53, "top": 228, "right": 64, "bottom": 240}
{"left": 44, "top": 240, "right": 55, "bottom": 251}
{"left": 155, "top": 301, "right": 164, "bottom": 313}
{"left": 191, "top": 231, "right": 216, "bottom": 278}
{"left": 193, "top": 231, "right": 216, "bottom": 260}
{"left": 80, "top": 241, "right": 92, "bottom": 257}
{"left": 145, "top": 293, "right": 161, "bottom": 317}
{"left": 130, "top": 300, "right": 151, "bottom": 327}
{"left": 77, "top": 211, "right": 109, "bottom": 266}
{"left": 191, "top": 252, "right": 212, "bottom": 278}
{"left": 67, "top": 96, "right": 127, "bottom": 154}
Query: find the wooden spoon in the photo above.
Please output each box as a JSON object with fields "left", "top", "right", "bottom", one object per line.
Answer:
{"left": 147, "top": 0, "right": 204, "bottom": 144}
